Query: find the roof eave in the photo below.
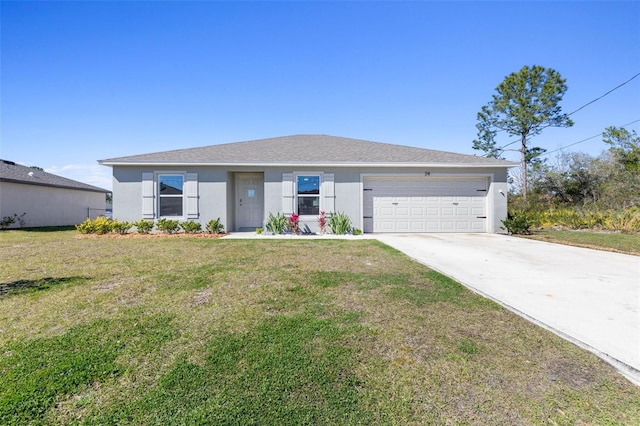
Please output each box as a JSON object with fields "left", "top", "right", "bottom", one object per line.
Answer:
{"left": 0, "top": 178, "right": 110, "bottom": 193}
{"left": 99, "top": 161, "right": 517, "bottom": 168}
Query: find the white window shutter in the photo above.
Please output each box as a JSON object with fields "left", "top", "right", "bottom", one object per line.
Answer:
{"left": 141, "top": 173, "right": 155, "bottom": 219}
{"left": 282, "top": 173, "right": 294, "bottom": 214}
{"left": 323, "top": 173, "right": 335, "bottom": 213}
{"left": 185, "top": 173, "right": 199, "bottom": 218}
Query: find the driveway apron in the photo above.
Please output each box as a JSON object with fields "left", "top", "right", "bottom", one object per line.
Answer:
{"left": 375, "top": 233, "right": 640, "bottom": 385}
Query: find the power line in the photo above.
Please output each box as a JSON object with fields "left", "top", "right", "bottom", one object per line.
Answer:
{"left": 539, "top": 118, "right": 640, "bottom": 157}
{"left": 487, "top": 72, "right": 640, "bottom": 155}
{"left": 565, "top": 72, "right": 640, "bottom": 117}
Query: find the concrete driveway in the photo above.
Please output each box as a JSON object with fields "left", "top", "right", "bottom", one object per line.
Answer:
{"left": 375, "top": 233, "right": 640, "bottom": 385}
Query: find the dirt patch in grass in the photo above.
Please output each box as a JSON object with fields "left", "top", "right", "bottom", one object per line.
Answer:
{"left": 1, "top": 232, "right": 638, "bottom": 425}
{"left": 191, "top": 288, "right": 213, "bottom": 305}
{"left": 94, "top": 281, "right": 120, "bottom": 292}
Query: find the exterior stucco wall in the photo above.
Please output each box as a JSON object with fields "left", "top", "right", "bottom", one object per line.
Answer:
{"left": 110, "top": 165, "right": 509, "bottom": 233}
{"left": 0, "top": 181, "right": 106, "bottom": 228}
{"left": 112, "top": 166, "right": 228, "bottom": 225}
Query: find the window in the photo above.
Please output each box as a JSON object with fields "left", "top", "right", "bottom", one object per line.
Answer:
{"left": 297, "top": 175, "right": 320, "bottom": 215}
{"left": 142, "top": 172, "right": 198, "bottom": 219}
{"left": 158, "top": 175, "right": 184, "bottom": 217}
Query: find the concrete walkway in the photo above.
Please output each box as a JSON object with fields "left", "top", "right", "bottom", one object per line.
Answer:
{"left": 375, "top": 233, "right": 640, "bottom": 385}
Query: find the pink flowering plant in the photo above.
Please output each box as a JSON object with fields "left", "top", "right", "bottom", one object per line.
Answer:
{"left": 289, "top": 212, "right": 300, "bottom": 235}
{"left": 318, "top": 211, "right": 327, "bottom": 235}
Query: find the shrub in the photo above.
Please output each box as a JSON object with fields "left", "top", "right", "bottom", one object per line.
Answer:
{"left": 75, "top": 216, "right": 114, "bottom": 235}
{"left": 318, "top": 211, "right": 327, "bottom": 235}
{"left": 604, "top": 207, "right": 640, "bottom": 232}
{"left": 255, "top": 227, "right": 264, "bottom": 235}
{"left": 531, "top": 208, "right": 609, "bottom": 230}
{"left": 180, "top": 220, "right": 202, "bottom": 234}
{"left": 328, "top": 212, "right": 352, "bottom": 235}
{"left": 156, "top": 218, "right": 180, "bottom": 234}
{"left": 553, "top": 209, "right": 588, "bottom": 229}
{"left": 583, "top": 211, "right": 606, "bottom": 229}
{"left": 111, "top": 220, "right": 132, "bottom": 235}
{"left": 352, "top": 228, "right": 363, "bottom": 236}
{"left": 501, "top": 210, "right": 532, "bottom": 235}
{"left": 133, "top": 219, "right": 154, "bottom": 234}
{"left": 289, "top": 213, "right": 300, "bottom": 235}
{"left": 1, "top": 216, "right": 16, "bottom": 230}
{"left": 1, "top": 213, "right": 26, "bottom": 229}
{"left": 205, "top": 218, "right": 225, "bottom": 234}
{"left": 265, "top": 212, "right": 288, "bottom": 235}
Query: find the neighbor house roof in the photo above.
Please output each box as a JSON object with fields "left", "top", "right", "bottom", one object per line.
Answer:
{"left": 0, "top": 160, "right": 109, "bottom": 193}
{"left": 99, "top": 135, "right": 517, "bottom": 168}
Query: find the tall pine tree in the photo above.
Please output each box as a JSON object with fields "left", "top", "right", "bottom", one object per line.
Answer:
{"left": 473, "top": 65, "right": 573, "bottom": 201}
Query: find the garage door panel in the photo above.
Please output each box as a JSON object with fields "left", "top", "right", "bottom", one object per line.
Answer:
{"left": 441, "top": 207, "right": 454, "bottom": 216}
{"left": 426, "top": 221, "right": 439, "bottom": 231}
{"left": 411, "top": 222, "right": 425, "bottom": 231}
{"left": 395, "top": 221, "right": 410, "bottom": 231}
{"left": 378, "top": 221, "right": 394, "bottom": 231}
{"left": 364, "top": 177, "right": 488, "bottom": 233}
{"left": 471, "top": 221, "right": 485, "bottom": 231}
{"left": 380, "top": 207, "right": 393, "bottom": 216}
{"left": 441, "top": 221, "right": 454, "bottom": 231}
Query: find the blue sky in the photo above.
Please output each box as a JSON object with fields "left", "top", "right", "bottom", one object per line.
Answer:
{"left": 2, "top": 1, "right": 639, "bottom": 191}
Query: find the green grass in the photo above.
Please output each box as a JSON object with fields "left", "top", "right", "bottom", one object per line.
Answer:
{"left": 0, "top": 313, "right": 175, "bottom": 425}
{"left": 1, "top": 229, "right": 639, "bottom": 424}
{"left": 523, "top": 229, "right": 640, "bottom": 255}
{"left": 87, "top": 313, "right": 367, "bottom": 425}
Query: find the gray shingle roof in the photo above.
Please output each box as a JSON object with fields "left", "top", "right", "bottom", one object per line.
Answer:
{"left": 0, "top": 160, "right": 109, "bottom": 193}
{"left": 99, "top": 135, "right": 516, "bottom": 167}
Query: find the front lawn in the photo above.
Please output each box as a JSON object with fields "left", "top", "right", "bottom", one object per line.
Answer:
{"left": 1, "top": 230, "right": 639, "bottom": 424}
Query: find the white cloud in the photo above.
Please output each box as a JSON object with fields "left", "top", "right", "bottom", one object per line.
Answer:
{"left": 44, "top": 164, "right": 113, "bottom": 191}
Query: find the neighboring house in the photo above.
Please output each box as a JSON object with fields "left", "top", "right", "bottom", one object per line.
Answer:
{"left": 99, "top": 135, "right": 516, "bottom": 233}
{"left": 0, "top": 160, "right": 110, "bottom": 228}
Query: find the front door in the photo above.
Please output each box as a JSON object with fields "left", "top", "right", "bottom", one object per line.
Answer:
{"left": 235, "top": 173, "right": 264, "bottom": 231}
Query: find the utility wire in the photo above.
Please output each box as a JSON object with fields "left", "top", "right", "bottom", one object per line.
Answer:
{"left": 487, "top": 72, "right": 640, "bottom": 155}
{"left": 565, "top": 72, "right": 640, "bottom": 117}
{"left": 540, "top": 118, "right": 640, "bottom": 157}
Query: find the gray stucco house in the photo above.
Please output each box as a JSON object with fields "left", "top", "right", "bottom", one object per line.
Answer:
{"left": 0, "top": 160, "right": 110, "bottom": 228}
{"left": 99, "top": 135, "right": 516, "bottom": 233}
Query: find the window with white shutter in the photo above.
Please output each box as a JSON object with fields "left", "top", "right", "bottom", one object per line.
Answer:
{"left": 144, "top": 171, "right": 197, "bottom": 219}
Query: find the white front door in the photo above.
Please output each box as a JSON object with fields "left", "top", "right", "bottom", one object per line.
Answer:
{"left": 236, "top": 173, "right": 264, "bottom": 231}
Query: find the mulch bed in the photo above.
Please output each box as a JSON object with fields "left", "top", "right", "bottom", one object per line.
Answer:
{"left": 75, "top": 233, "right": 227, "bottom": 239}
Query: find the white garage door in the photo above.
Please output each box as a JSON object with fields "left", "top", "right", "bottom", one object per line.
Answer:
{"left": 363, "top": 177, "right": 488, "bottom": 233}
